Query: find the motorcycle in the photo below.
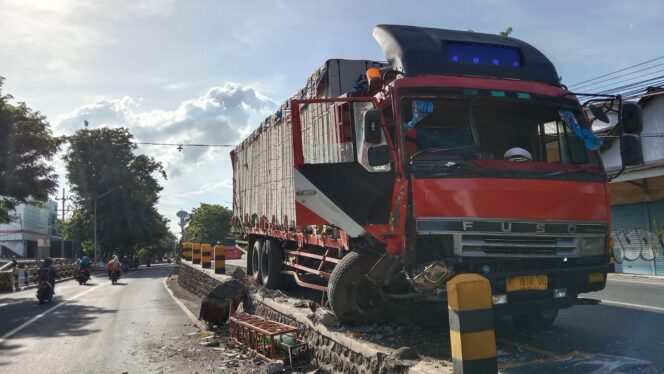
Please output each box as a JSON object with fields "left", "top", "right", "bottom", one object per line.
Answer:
{"left": 110, "top": 270, "right": 120, "bottom": 285}
{"left": 36, "top": 280, "right": 53, "bottom": 304}
{"left": 76, "top": 268, "right": 90, "bottom": 285}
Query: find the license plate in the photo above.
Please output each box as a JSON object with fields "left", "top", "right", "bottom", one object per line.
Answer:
{"left": 506, "top": 275, "right": 548, "bottom": 292}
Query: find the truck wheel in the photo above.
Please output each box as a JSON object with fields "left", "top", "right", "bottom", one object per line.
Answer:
{"left": 512, "top": 309, "right": 559, "bottom": 330}
{"left": 251, "top": 239, "right": 264, "bottom": 284}
{"left": 328, "top": 251, "right": 388, "bottom": 326}
{"left": 261, "top": 238, "right": 283, "bottom": 289}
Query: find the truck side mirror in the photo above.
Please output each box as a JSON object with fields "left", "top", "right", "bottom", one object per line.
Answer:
{"left": 619, "top": 102, "right": 644, "bottom": 166}
{"left": 367, "top": 144, "right": 391, "bottom": 166}
{"left": 589, "top": 104, "right": 610, "bottom": 124}
{"left": 363, "top": 109, "right": 383, "bottom": 144}
{"left": 620, "top": 134, "right": 643, "bottom": 166}
{"left": 621, "top": 102, "right": 643, "bottom": 134}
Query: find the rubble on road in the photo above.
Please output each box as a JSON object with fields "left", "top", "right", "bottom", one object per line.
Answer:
{"left": 199, "top": 279, "right": 247, "bottom": 325}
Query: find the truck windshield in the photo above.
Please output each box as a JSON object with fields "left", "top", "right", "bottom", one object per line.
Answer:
{"left": 401, "top": 95, "right": 601, "bottom": 176}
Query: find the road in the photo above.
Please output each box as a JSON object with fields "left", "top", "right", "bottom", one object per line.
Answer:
{"left": 496, "top": 274, "right": 664, "bottom": 372}
{"left": 1, "top": 256, "right": 662, "bottom": 373}
{"left": 0, "top": 264, "right": 215, "bottom": 373}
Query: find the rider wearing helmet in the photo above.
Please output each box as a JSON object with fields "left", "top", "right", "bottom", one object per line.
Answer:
{"left": 107, "top": 255, "right": 121, "bottom": 279}
{"left": 38, "top": 257, "right": 58, "bottom": 293}
{"left": 79, "top": 251, "right": 92, "bottom": 277}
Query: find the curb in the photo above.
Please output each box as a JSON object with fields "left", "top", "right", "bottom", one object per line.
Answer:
{"left": 162, "top": 268, "right": 207, "bottom": 331}
{"left": 608, "top": 272, "right": 664, "bottom": 281}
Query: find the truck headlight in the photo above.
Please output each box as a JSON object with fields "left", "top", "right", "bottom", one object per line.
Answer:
{"left": 581, "top": 237, "right": 605, "bottom": 256}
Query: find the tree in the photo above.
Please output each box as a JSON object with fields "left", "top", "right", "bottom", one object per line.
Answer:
{"left": 183, "top": 203, "right": 232, "bottom": 244}
{"left": 63, "top": 127, "right": 171, "bottom": 260}
{"left": 0, "top": 78, "right": 61, "bottom": 223}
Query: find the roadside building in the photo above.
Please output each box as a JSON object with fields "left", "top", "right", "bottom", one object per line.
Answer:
{"left": 0, "top": 200, "right": 74, "bottom": 259}
{"left": 599, "top": 88, "right": 664, "bottom": 275}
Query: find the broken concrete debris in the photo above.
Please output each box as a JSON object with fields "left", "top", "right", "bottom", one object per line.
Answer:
{"left": 199, "top": 279, "right": 246, "bottom": 325}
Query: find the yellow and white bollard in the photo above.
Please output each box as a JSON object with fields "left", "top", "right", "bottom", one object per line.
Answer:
{"left": 447, "top": 273, "right": 497, "bottom": 374}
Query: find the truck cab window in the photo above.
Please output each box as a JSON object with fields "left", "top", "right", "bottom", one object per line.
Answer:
{"left": 353, "top": 102, "right": 391, "bottom": 172}
{"left": 401, "top": 98, "right": 474, "bottom": 158}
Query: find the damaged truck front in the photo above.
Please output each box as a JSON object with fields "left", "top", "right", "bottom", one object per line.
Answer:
{"left": 231, "top": 24, "right": 644, "bottom": 327}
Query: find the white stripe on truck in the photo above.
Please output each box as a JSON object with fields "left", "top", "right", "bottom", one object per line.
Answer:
{"left": 293, "top": 168, "right": 365, "bottom": 238}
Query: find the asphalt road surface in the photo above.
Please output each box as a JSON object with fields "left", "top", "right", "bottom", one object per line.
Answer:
{"left": 2, "top": 258, "right": 663, "bottom": 373}
{"left": 0, "top": 264, "right": 208, "bottom": 373}
{"left": 496, "top": 274, "right": 664, "bottom": 372}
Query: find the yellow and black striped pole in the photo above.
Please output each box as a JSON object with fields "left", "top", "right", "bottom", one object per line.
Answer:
{"left": 447, "top": 273, "right": 497, "bottom": 374}
{"left": 201, "top": 244, "right": 212, "bottom": 269}
{"left": 183, "top": 242, "right": 193, "bottom": 261}
{"left": 213, "top": 243, "right": 225, "bottom": 274}
{"left": 192, "top": 242, "right": 201, "bottom": 265}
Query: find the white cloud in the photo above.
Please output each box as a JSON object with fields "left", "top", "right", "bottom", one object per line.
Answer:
{"left": 55, "top": 82, "right": 276, "bottom": 174}
{"left": 54, "top": 82, "right": 276, "bottom": 234}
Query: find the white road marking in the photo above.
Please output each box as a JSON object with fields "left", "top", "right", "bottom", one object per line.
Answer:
{"left": 0, "top": 268, "right": 162, "bottom": 343}
{"left": 599, "top": 299, "right": 664, "bottom": 313}
{"left": 0, "top": 280, "right": 110, "bottom": 344}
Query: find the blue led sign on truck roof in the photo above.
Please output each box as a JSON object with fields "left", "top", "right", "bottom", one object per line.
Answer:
{"left": 446, "top": 42, "right": 523, "bottom": 67}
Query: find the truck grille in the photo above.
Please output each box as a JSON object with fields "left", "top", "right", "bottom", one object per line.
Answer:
{"left": 461, "top": 234, "right": 577, "bottom": 257}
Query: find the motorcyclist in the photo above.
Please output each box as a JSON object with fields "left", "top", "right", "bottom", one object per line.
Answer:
{"left": 106, "top": 255, "right": 121, "bottom": 279}
{"left": 78, "top": 252, "right": 92, "bottom": 279}
{"left": 38, "top": 257, "right": 58, "bottom": 294}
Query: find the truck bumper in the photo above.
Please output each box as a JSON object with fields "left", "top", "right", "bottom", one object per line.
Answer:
{"left": 483, "top": 263, "right": 609, "bottom": 317}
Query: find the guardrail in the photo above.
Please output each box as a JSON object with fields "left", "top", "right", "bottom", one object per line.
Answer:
{"left": 0, "top": 263, "right": 103, "bottom": 293}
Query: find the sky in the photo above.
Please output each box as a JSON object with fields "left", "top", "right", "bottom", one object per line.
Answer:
{"left": 1, "top": 0, "right": 663, "bottom": 235}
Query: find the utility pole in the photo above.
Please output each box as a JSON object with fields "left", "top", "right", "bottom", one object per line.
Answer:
{"left": 55, "top": 188, "right": 70, "bottom": 258}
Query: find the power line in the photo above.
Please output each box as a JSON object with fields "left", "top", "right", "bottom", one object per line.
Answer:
{"left": 608, "top": 82, "right": 664, "bottom": 101}
{"left": 598, "top": 75, "right": 664, "bottom": 95}
{"left": 572, "top": 63, "right": 664, "bottom": 91}
{"left": 569, "top": 55, "right": 664, "bottom": 87}
{"left": 590, "top": 71, "right": 664, "bottom": 93}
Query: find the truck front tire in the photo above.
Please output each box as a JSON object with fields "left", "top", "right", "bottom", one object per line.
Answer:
{"left": 261, "top": 238, "right": 283, "bottom": 289}
{"left": 328, "top": 251, "right": 388, "bottom": 325}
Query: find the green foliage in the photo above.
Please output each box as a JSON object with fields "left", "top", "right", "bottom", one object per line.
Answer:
{"left": 183, "top": 203, "right": 232, "bottom": 244}
{"left": 63, "top": 126, "right": 171, "bottom": 260}
{"left": 0, "top": 78, "right": 61, "bottom": 223}
{"left": 499, "top": 27, "right": 513, "bottom": 37}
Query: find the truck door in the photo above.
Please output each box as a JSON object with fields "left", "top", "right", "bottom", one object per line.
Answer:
{"left": 291, "top": 98, "right": 394, "bottom": 236}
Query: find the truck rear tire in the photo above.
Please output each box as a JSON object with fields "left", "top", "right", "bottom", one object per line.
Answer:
{"left": 512, "top": 308, "right": 558, "bottom": 330}
{"left": 328, "top": 251, "right": 388, "bottom": 326}
{"left": 261, "top": 238, "right": 283, "bottom": 289}
{"left": 251, "top": 239, "right": 264, "bottom": 284}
